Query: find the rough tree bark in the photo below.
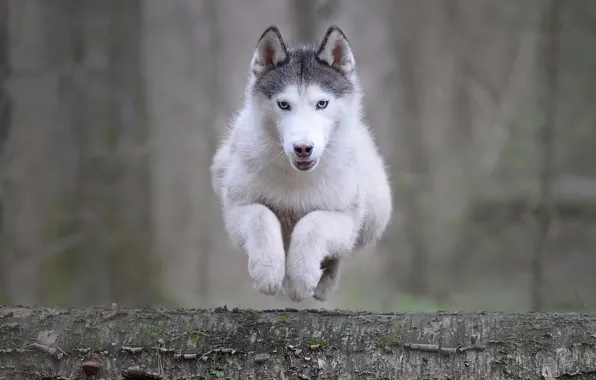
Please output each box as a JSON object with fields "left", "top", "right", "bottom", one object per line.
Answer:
{"left": 1, "top": 307, "right": 595, "bottom": 379}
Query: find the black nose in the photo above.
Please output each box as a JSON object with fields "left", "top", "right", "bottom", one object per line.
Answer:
{"left": 293, "top": 142, "right": 313, "bottom": 158}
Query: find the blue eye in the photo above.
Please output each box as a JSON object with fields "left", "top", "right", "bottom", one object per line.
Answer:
{"left": 316, "top": 100, "right": 329, "bottom": 110}
{"left": 277, "top": 101, "right": 291, "bottom": 111}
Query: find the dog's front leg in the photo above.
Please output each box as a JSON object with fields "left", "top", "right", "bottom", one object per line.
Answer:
{"left": 224, "top": 204, "right": 285, "bottom": 295}
{"left": 284, "top": 210, "right": 359, "bottom": 302}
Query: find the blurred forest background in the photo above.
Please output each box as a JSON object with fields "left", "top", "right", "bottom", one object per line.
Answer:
{"left": 0, "top": 0, "right": 594, "bottom": 313}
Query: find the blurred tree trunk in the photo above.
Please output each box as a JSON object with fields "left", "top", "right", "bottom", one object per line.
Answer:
{"left": 444, "top": 2, "right": 543, "bottom": 299}
{"left": 144, "top": 1, "right": 224, "bottom": 307}
{"left": 0, "top": 2, "right": 8, "bottom": 156}
{"left": 1, "top": 0, "right": 165, "bottom": 307}
{"left": 0, "top": 0, "right": 165, "bottom": 307}
{"left": 196, "top": 0, "right": 221, "bottom": 304}
{"left": 291, "top": 0, "right": 317, "bottom": 42}
{"left": 0, "top": 0, "right": 63, "bottom": 305}
{"left": 445, "top": 1, "right": 472, "bottom": 154}
{"left": 432, "top": 0, "right": 475, "bottom": 299}
{"left": 291, "top": 0, "right": 340, "bottom": 42}
{"left": 531, "top": 0, "right": 561, "bottom": 312}
{"left": 386, "top": 1, "right": 432, "bottom": 296}
{"left": 60, "top": 0, "right": 164, "bottom": 307}
{"left": 0, "top": 0, "right": 10, "bottom": 303}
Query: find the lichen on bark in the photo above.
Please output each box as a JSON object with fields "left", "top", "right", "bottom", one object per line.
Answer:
{"left": 1, "top": 306, "right": 596, "bottom": 379}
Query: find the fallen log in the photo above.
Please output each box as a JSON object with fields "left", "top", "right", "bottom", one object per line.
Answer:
{"left": 1, "top": 306, "right": 595, "bottom": 379}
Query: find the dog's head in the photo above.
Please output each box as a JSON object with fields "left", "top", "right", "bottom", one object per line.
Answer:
{"left": 248, "top": 25, "right": 361, "bottom": 172}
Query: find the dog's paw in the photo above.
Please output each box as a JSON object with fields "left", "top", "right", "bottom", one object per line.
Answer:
{"left": 283, "top": 260, "right": 323, "bottom": 302}
{"left": 313, "top": 258, "right": 340, "bottom": 301}
{"left": 248, "top": 255, "right": 285, "bottom": 296}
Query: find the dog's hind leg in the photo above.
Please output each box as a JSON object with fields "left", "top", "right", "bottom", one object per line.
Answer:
{"left": 314, "top": 257, "right": 341, "bottom": 301}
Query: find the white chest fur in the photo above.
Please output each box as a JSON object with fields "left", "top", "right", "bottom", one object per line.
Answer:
{"left": 225, "top": 156, "right": 360, "bottom": 249}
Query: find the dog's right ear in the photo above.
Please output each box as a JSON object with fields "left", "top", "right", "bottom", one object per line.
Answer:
{"left": 251, "top": 26, "right": 288, "bottom": 76}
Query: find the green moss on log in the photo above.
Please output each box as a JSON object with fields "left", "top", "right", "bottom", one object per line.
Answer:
{"left": 1, "top": 307, "right": 596, "bottom": 379}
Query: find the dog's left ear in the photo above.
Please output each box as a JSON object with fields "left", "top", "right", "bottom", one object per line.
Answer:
{"left": 317, "top": 26, "right": 355, "bottom": 75}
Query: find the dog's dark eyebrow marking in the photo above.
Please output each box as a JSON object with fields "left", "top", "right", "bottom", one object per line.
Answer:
{"left": 254, "top": 44, "right": 354, "bottom": 99}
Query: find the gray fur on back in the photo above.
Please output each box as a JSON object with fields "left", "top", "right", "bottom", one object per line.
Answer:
{"left": 253, "top": 45, "right": 354, "bottom": 99}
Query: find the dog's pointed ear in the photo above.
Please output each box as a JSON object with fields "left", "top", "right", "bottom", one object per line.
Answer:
{"left": 317, "top": 26, "right": 355, "bottom": 75}
{"left": 251, "top": 26, "right": 288, "bottom": 76}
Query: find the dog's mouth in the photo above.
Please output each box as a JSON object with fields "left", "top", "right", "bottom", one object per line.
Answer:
{"left": 292, "top": 159, "right": 318, "bottom": 171}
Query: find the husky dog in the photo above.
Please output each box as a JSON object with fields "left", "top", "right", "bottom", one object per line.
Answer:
{"left": 210, "top": 25, "right": 392, "bottom": 302}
